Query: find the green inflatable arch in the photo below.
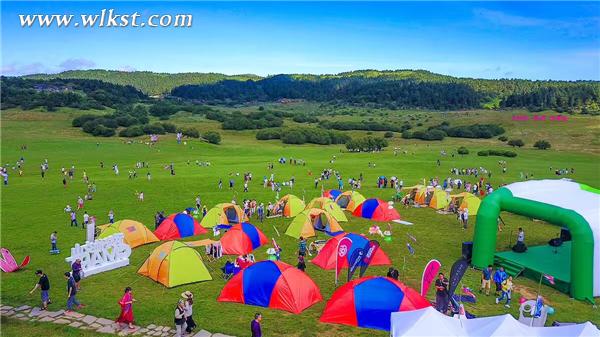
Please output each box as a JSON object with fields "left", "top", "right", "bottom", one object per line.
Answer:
{"left": 472, "top": 182, "right": 597, "bottom": 302}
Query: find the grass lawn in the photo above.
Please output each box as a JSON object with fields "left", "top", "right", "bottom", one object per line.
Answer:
{"left": 1, "top": 106, "right": 599, "bottom": 337}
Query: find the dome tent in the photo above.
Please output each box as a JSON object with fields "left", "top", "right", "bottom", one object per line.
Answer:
{"left": 200, "top": 203, "right": 248, "bottom": 228}
{"left": 323, "top": 189, "right": 342, "bottom": 200}
{"left": 154, "top": 213, "right": 207, "bottom": 240}
{"left": 352, "top": 198, "right": 401, "bottom": 222}
{"left": 273, "top": 194, "right": 305, "bottom": 218}
{"left": 221, "top": 223, "right": 269, "bottom": 255}
{"left": 305, "top": 197, "right": 348, "bottom": 222}
{"left": 473, "top": 179, "right": 600, "bottom": 301}
{"left": 217, "top": 260, "right": 322, "bottom": 314}
{"left": 138, "top": 241, "right": 212, "bottom": 288}
{"left": 312, "top": 232, "right": 391, "bottom": 270}
{"left": 428, "top": 189, "right": 450, "bottom": 210}
{"left": 335, "top": 191, "right": 366, "bottom": 212}
{"left": 98, "top": 219, "right": 159, "bottom": 248}
{"left": 285, "top": 208, "right": 343, "bottom": 239}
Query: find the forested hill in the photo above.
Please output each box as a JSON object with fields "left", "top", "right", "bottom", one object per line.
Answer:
{"left": 26, "top": 70, "right": 261, "bottom": 96}
{"left": 172, "top": 72, "right": 600, "bottom": 112}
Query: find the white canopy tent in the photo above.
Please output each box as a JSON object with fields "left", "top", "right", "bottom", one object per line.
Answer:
{"left": 390, "top": 307, "right": 600, "bottom": 337}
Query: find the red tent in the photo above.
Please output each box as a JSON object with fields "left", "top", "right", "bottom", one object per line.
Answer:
{"left": 221, "top": 223, "right": 268, "bottom": 255}
{"left": 352, "top": 198, "right": 400, "bottom": 222}
{"left": 154, "top": 213, "right": 206, "bottom": 240}
{"left": 312, "top": 233, "right": 391, "bottom": 270}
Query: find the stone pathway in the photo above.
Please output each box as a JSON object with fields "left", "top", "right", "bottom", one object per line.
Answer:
{"left": 1, "top": 304, "right": 235, "bottom": 337}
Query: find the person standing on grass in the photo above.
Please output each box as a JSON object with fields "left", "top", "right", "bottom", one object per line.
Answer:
{"left": 29, "top": 270, "right": 50, "bottom": 310}
{"left": 297, "top": 253, "right": 306, "bottom": 272}
{"left": 493, "top": 267, "right": 507, "bottom": 296}
{"left": 182, "top": 291, "right": 196, "bottom": 334}
{"left": 116, "top": 287, "right": 136, "bottom": 330}
{"left": 64, "top": 272, "right": 84, "bottom": 313}
{"left": 71, "top": 259, "right": 82, "bottom": 290}
{"left": 495, "top": 276, "right": 514, "bottom": 308}
{"left": 138, "top": 191, "right": 144, "bottom": 202}
{"left": 70, "top": 211, "right": 78, "bottom": 227}
{"left": 257, "top": 203, "right": 264, "bottom": 223}
{"left": 480, "top": 265, "right": 493, "bottom": 296}
{"left": 434, "top": 272, "right": 449, "bottom": 314}
{"left": 77, "top": 196, "right": 84, "bottom": 210}
{"left": 461, "top": 207, "right": 469, "bottom": 230}
{"left": 174, "top": 299, "right": 187, "bottom": 337}
{"left": 195, "top": 196, "right": 201, "bottom": 210}
{"left": 298, "top": 237, "right": 307, "bottom": 256}
{"left": 50, "top": 231, "right": 58, "bottom": 253}
{"left": 108, "top": 210, "right": 115, "bottom": 224}
{"left": 251, "top": 313, "right": 262, "bottom": 337}
{"left": 218, "top": 178, "right": 222, "bottom": 189}
{"left": 83, "top": 211, "right": 89, "bottom": 230}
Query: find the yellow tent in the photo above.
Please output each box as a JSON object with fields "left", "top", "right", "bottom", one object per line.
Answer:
{"left": 200, "top": 203, "right": 248, "bottom": 228}
{"left": 449, "top": 192, "right": 481, "bottom": 215}
{"left": 98, "top": 219, "right": 159, "bottom": 248}
{"left": 414, "top": 187, "right": 429, "bottom": 205}
{"left": 305, "top": 197, "right": 348, "bottom": 222}
{"left": 429, "top": 190, "right": 450, "bottom": 210}
{"left": 274, "top": 194, "right": 305, "bottom": 217}
{"left": 285, "top": 208, "right": 343, "bottom": 239}
{"left": 335, "top": 191, "right": 366, "bottom": 212}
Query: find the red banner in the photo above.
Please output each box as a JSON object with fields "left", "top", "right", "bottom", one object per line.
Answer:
{"left": 335, "top": 237, "right": 352, "bottom": 285}
{"left": 420, "top": 259, "right": 441, "bottom": 297}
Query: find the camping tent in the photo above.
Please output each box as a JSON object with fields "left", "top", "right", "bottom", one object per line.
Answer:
{"left": 413, "top": 187, "right": 429, "bottom": 205}
{"left": 200, "top": 203, "right": 248, "bottom": 228}
{"left": 98, "top": 219, "right": 159, "bottom": 248}
{"left": 335, "top": 191, "right": 366, "bottom": 212}
{"left": 323, "top": 189, "right": 342, "bottom": 200}
{"left": 306, "top": 197, "right": 348, "bottom": 222}
{"left": 320, "top": 276, "right": 430, "bottom": 331}
{"left": 217, "top": 260, "right": 322, "bottom": 314}
{"left": 154, "top": 213, "right": 207, "bottom": 240}
{"left": 390, "top": 307, "right": 600, "bottom": 337}
{"left": 137, "top": 241, "right": 212, "bottom": 287}
{"left": 312, "top": 232, "right": 391, "bottom": 269}
{"left": 352, "top": 199, "right": 401, "bottom": 222}
{"left": 449, "top": 192, "right": 481, "bottom": 215}
{"left": 472, "top": 179, "right": 600, "bottom": 301}
{"left": 429, "top": 189, "right": 450, "bottom": 210}
{"left": 273, "top": 194, "right": 305, "bottom": 217}
{"left": 285, "top": 208, "right": 343, "bottom": 238}
{"left": 221, "top": 223, "right": 268, "bottom": 255}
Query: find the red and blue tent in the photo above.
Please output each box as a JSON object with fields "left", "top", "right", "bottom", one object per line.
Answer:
{"left": 312, "top": 232, "right": 391, "bottom": 270}
{"left": 221, "top": 223, "right": 269, "bottom": 255}
{"left": 352, "top": 198, "right": 400, "bottom": 222}
{"left": 217, "top": 260, "right": 322, "bottom": 314}
{"left": 320, "top": 276, "right": 430, "bottom": 331}
{"left": 154, "top": 213, "right": 207, "bottom": 240}
{"left": 323, "top": 189, "right": 342, "bottom": 200}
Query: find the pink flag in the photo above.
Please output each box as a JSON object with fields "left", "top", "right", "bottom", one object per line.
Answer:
{"left": 420, "top": 259, "right": 441, "bottom": 297}
{"left": 335, "top": 237, "right": 352, "bottom": 285}
{"left": 544, "top": 274, "right": 555, "bottom": 285}
{"left": 0, "top": 248, "right": 30, "bottom": 273}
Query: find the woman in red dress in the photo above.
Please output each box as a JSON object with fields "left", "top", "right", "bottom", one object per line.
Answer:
{"left": 116, "top": 287, "right": 136, "bottom": 329}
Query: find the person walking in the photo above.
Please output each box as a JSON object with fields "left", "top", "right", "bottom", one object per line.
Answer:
{"left": 493, "top": 267, "right": 507, "bottom": 296}
{"left": 50, "top": 231, "right": 58, "bottom": 254}
{"left": 480, "top": 265, "right": 493, "bottom": 296}
{"left": 71, "top": 259, "right": 82, "bottom": 290}
{"left": 495, "top": 276, "right": 514, "bottom": 308}
{"left": 251, "top": 313, "right": 262, "bottom": 337}
{"left": 29, "top": 270, "right": 50, "bottom": 310}
{"left": 298, "top": 237, "right": 307, "bottom": 256}
{"left": 108, "top": 210, "right": 115, "bottom": 224}
{"left": 174, "top": 299, "right": 187, "bottom": 337}
{"left": 70, "top": 211, "right": 78, "bottom": 227}
{"left": 182, "top": 291, "right": 196, "bottom": 334}
{"left": 297, "top": 254, "right": 306, "bottom": 272}
{"left": 116, "top": 287, "right": 136, "bottom": 330}
{"left": 461, "top": 207, "right": 469, "bottom": 229}
{"left": 434, "top": 272, "right": 449, "bottom": 314}
{"left": 64, "top": 272, "right": 83, "bottom": 313}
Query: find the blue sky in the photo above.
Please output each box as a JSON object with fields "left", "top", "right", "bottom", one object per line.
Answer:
{"left": 1, "top": 1, "right": 599, "bottom": 80}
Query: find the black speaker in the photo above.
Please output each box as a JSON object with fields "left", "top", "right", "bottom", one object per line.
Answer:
{"left": 560, "top": 228, "right": 571, "bottom": 242}
{"left": 462, "top": 241, "right": 473, "bottom": 262}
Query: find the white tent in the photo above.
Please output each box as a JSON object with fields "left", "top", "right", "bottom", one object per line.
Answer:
{"left": 390, "top": 307, "right": 600, "bottom": 337}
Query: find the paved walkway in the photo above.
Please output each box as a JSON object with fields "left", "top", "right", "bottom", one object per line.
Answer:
{"left": 1, "top": 304, "right": 235, "bottom": 337}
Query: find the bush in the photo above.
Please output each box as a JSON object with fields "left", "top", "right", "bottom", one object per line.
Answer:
{"left": 422, "top": 129, "right": 446, "bottom": 140}
{"left": 498, "top": 136, "right": 508, "bottom": 142}
{"left": 142, "top": 123, "right": 165, "bottom": 135}
{"left": 91, "top": 125, "right": 116, "bottom": 137}
{"left": 72, "top": 114, "right": 98, "bottom": 127}
{"left": 534, "top": 140, "right": 551, "bottom": 150}
{"left": 477, "top": 150, "right": 490, "bottom": 156}
{"left": 181, "top": 128, "right": 200, "bottom": 138}
{"left": 281, "top": 130, "right": 307, "bottom": 144}
{"left": 203, "top": 131, "right": 221, "bottom": 144}
{"left": 256, "top": 129, "right": 281, "bottom": 140}
{"left": 82, "top": 120, "right": 99, "bottom": 134}
{"left": 457, "top": 146, "right": 469, "bottom": 155}
{"left": 119, "top": 125, "right": 144, "bottom": 137}
{"left": 292, "top": 114, "right": 319, "bottom": 123}
{"left": 115, "top": 115, "right": 139, "bottom": 127}
{"left": 477, "top": 149, "right": 517, "bottom": 157}
{"left": 384, "top": 131, "right": 394, "bottom": 138}
{"left": 346, "top": 136, "right": 388, "bottom": 152}
{"left": 507, "top": 139, "right": 524, "bottom": 147}
{"left": 161, "top": 123, "right": 177, "bottom": 133}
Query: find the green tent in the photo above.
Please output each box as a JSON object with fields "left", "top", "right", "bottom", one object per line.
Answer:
{"left": 305, "top": 197, "right": 348, "bottom": 222}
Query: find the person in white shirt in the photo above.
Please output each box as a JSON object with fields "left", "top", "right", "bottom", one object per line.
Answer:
{"left": 83, "top": 212, "right": 89, "bottom": 229}
{"left": 182, "top": 291, "right": 196, "bottom": 334}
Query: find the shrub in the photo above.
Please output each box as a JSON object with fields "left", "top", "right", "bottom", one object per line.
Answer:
{"left": 346, "top": 136, "right": 388, "bottom": 152}
{"left": 181, "top": 128, "right": 200, "bottom": 138}
{"left": 119, "top": 125, "right": 144, "bottom": 137}
{"left": 477, "top": 150, "right": 517, "bottom": 157}
{"left": 534, "top": 140, "right": 551, "bottom": 150}
{"left": 82, "top": 120, "right": 99, "bottom": 134}
{"left": 72, "top": 114, "right": 98, "bottom": 127}
{"left": 256, "top": 129, "right": 281, "bottom": 140}
{"left": 498, "top": 136, "right": 508, "bottom": 142}
{"left": 422, "top": 129, "right": 446, "bottom": 140}
{"left": 203, "top": 131, "right": 221, "bottom": 144}
{"left": 142, "top": 123, "right": 165, "bottom": 135}
{"left": 477, "top": 150, "right": 490, "bottom": 156}
{"left": 91, "top": 125, "right": 116, "bottom": 137}
{"left": 161, "top": 123, "right": 177, "bottom": 133}
{"left": 507, "top": 139, "right": 524, "bottom": 147}
{"left": 457, "top": 146, "right": 469, "bottom": 155}
{"left": 292, "top": 114, "right": 319, "bottom": 123}
{"left": 281, "top": 130, "right": 307, "bottom": 144}
{"left": 384, "top": 131, "right": 394, "bottom": 138}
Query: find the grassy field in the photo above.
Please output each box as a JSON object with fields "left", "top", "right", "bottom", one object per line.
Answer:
{"left": 1, "top": 105, "right": 599, "bottom": 337}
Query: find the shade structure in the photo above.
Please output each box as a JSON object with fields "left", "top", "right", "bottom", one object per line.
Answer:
{"left": 221, "top": 223, "right": 269, "bottom": 255}
{"left": 217, "top": 260, "right": 322, "bottom": 314}
{"left": 285, "top": 208, "right": 343, "bottom": 239}
{"left": 154, "top": 213, "right": 207, "bottom": 240}
{"left": 429, "top": 189, "right": 450, "bottom": 210}
{"left": 312, "top": 232, "right": 391, "bottom": 270}
{"left": 323, "top": 189, "right": 342, "bottom": 200}
{"left": 320, "top": 276, "right": 430, "bottom": 331}
{"left": 390, "top": 307, "right": 600, "bottom": 337}
{"left": 273, "top": 194, "right": 305, "bottom": 217}
{"left": 352, "top": 199, "right": 401, "bottom": 222}
{"left": 305, "top": 197, "right": 348, "bottom": 222}
{"left": 137, "top": 241, "right": 212, "bottom": 287}
{"left": 335, "top": 191, "right": 366, "bottom": 212}
{"left": 98, "top": 219, "right": 159, "bottom": 248}
{"left": 200, "top": 203, "right": 248, "bottom": 228}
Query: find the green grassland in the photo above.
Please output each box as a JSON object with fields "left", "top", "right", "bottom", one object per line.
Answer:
{"left": 1, "top": 104, "right": 599, "bottom": 337}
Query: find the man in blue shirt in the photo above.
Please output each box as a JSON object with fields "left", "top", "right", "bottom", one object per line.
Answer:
{"left": 64, "top": 272, "right": 84, "bottom": 313}
{"left": 480, "top": 265, "right": 493, "bottom": 296}
{"left": 251, "top": 313, "right": 262, "bottom": 337}
{"left": 493, "top": 267, "right": 508, "bottom": 296}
